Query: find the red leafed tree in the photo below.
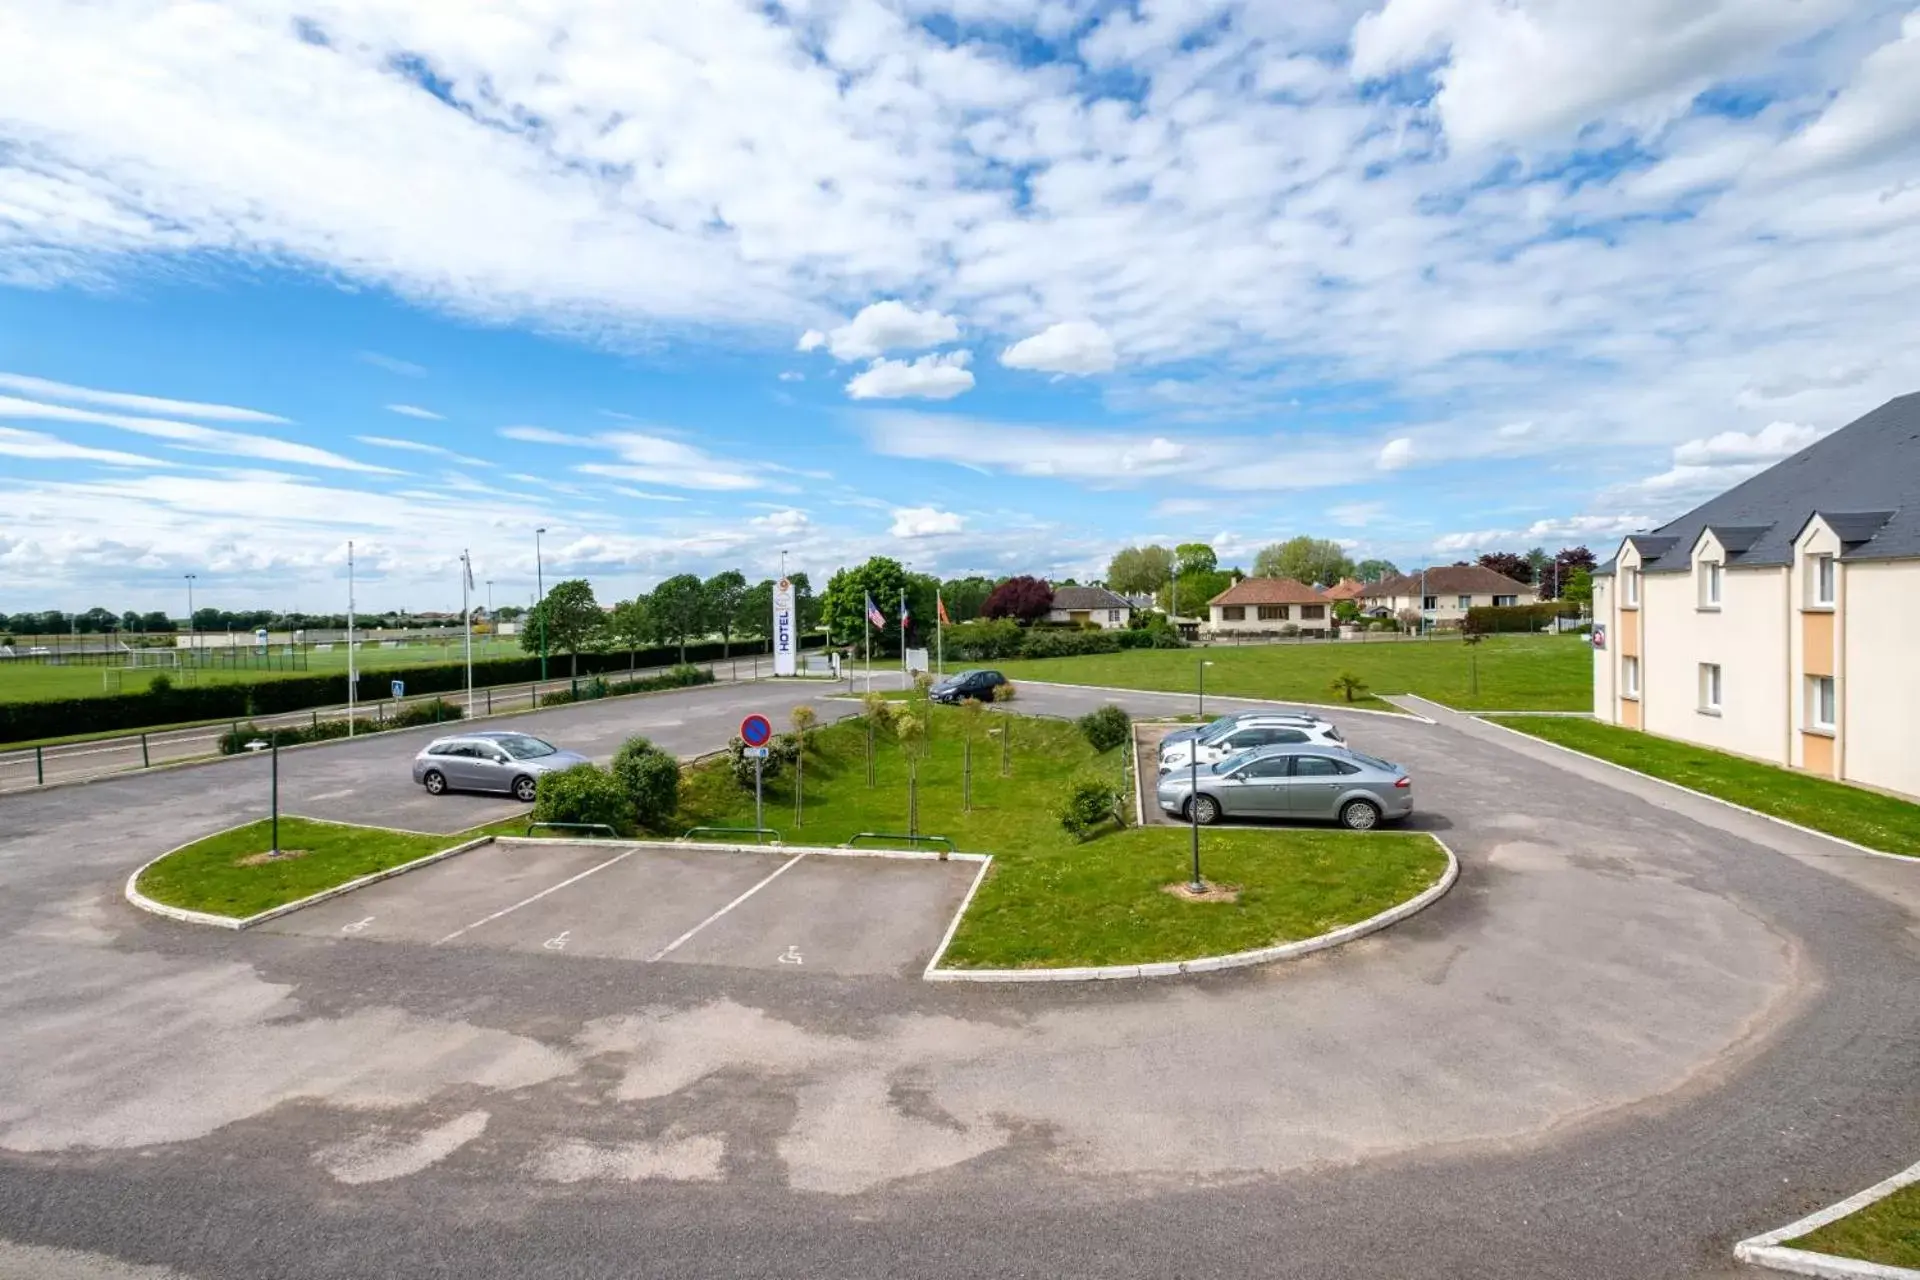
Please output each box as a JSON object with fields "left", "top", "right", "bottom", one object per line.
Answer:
{"left": 981, "top": 576, "right": 1055, "bottom": 623}
{"left": 1477, "top": 551, "right": 1534, "bottom": 584}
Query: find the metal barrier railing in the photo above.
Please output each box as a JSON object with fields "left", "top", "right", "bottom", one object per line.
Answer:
{"left": 679, "top": 825, "right": 783, "bottom": 844}
{"left": 843, "top": 831, "right": 955, "bottom": 857}
{"left": 523, "top": 821, "right": 621, "bottom": 839}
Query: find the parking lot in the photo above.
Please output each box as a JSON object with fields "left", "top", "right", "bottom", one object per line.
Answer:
{"left": 257, "top": 837, "right": 983, "bottom": 978}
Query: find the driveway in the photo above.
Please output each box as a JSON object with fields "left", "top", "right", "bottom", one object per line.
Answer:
{"left": 1, "top": 676, "right": 1916, "bottom": 1279}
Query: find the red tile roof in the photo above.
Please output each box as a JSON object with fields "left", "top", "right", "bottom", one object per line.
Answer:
{"left": 1322, "top": 578, "right": 1366, "bottom": 600}
{"left": 1209, "top": 577, "right": 1324, "bottom": 606}
{"left": 1361, "top": 565, "right": 1533, "bottom": 597}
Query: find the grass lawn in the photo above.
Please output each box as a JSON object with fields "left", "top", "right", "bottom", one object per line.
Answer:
{"left": 1490, "top": 716, "right": 1920, "bottom": 857}
{"left": 135, "top": 817, "right": 463, "bottom": 918}
{"left": 1787, "top": 1182, "right": 1920, "bottom": 1269}
{"left": 992, "top": 634, "right": 1590, "bottom": 712}
{"left": 675, "top": 704, "right": 1449, "bottom": 968}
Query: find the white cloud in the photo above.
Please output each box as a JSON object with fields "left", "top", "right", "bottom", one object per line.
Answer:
{"left": 1376, "top": 438, "right": 1415, "bottom": 471}
{"left": 845, "top": 351, "right": 976, "bottom": 401}
{"left": 813, "top": 301, "right": 962, "bottom": 362}
{"left": 1766, "top": 12, "right": 1920, "bottom": 177}
{"left": 1328, "top": 501, "right": 1387, "bottom": 527}
{"left": 1433, "top": 513, "right": 1656, "bottom": 554}
{"left": 385, "top": 403, "right": 445, "bottom": 421}
{"left": 1670, "top": 420, "right": 1824, "bottom": 467}
{"left": 0, "top": 394, "right": 395, "bottom": 474}
{"left": 498, "top": 425, "right": 590, "bottom": 447}
{"left": 889, "top": 507, "right": 965, "bottom": 538}
{"left": 777, "top": 371, "right": 805, "bottom": 382}
{"left": 354, "top": 435, "right": 491, "bottom": 467}
{"left": 358, "top": 351, "right": 426, "bottom": 377}
{"left": 749, "top": 507, "right": 811, "bottom": 536}
{"left": 0, "top": 372, "right": 288, "bottom": 423}
{"left": 1000, "top": 321, "right": 1117, "bottom": 375}
{"left": 0, "top": 424, "right": 168, "bottom": 467}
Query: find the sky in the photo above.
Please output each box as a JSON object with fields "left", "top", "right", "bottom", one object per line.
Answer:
{"left": 2, "top": 0, "right": 1918, "bottom": 615}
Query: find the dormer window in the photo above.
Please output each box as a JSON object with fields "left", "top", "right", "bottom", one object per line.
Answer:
{"left": 1699, "top": 560, "right": 1723, "bottom": 609}
{"left": 1812, "top": 554, "right": 1835, "bottom": 607}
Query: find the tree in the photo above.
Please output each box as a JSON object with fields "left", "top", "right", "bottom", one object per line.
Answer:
{"left": 1160, "top": 569, "right": 1230, "bottom": 617}
{"left": 981, "top": 575, "right": 1054, "bottom": 623}
{"left": 1355, "top": 558, "right": 1399, "bottom": 582}
{"left": 1537, "top": 546, "right": 1597, "bottom": 601}
{"left": 702, "top": 570, "right": 748, "bottom": 657}
{"left": 938, "top": 576, "right": 995, "bottom": 623}
{"left": 520, "top": 579, "right": 603, "bottom": 676}
{"left": 736, "top": 579, "right": 774, "bottom": 646}
{"left": 1106, "top": 546, "right": 1171, "bottom": 594}
{"left": 1174, "top": 543, "right": 1217, "bottom": 576}
{"left": 1253, "top": 537, "right": 1356, "bottom": 586}
{"left": 1564, "top": 567, "right": 1594, "bottom": 608}
{"left": 648, "top": 573, "right": 708, "bottom": 662}
{"left": 790, "top": 704, "right": 817, "bottom": 825}
{"left": 607, "top": 596, "right": 651, "bottom": 670}
{"left": 1525, "top": 547, "right": 1551, "bottom": 586}
{"left": 611, "top": 736, "right": 679, "bottom": 831}
{"left": 820, "top": 557, "right": 911, "bottom": 649}
{"left": 1477, "top": 551, "right": 1533, "bottom": 584}
{"left": 1330, "top": 671, "right": 1369, "bottom": 703}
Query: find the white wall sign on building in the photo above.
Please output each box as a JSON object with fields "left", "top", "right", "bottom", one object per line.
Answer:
{"left": 772, "top": 577, "right": 798, "bottom": 676}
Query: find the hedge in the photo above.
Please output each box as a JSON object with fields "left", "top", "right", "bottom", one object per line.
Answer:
{"left": 1462, "top": 603, "right": 1583, "bottom": 634}
{"left": 0, "top": 640, "right": 767, "bottom": 744}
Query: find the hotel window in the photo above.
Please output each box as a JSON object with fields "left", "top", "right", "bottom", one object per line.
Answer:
{"left": 1624, "top": 568, "right": 1640, "bottom": 607}
{"left": 1807, "top": 676, "right": 1836, "bottom": 731}
{"left": 1222, "top": 606, "right": 1245, "bottom": 621}
{"left": 1700, "top": 561, "right": 1723, "bottom": 608}
{"left": 1812, "top": 554, "right": 1836, "bottom": 607}
{"left": 1622, "top": 656, "right": 1639, "bottom": 699}
{"left": 1699, "top": 663, "right": 1723, "bottom": 714}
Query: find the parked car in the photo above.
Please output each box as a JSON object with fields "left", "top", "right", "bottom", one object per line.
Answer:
{"left": 1158, "top": 710, "right": 1341, "bottom": 757}
{"left": 412, "top": 730, "right": 590, "bottom": 801}
{"left": 1158, "top": 716, "right": 1345, "bottom": 773}
{"left": 929, "top": 669, "right": 1008, "bottom": 704}
{"left": 1156, "top": 744, "right": 1412, "bottom": 830}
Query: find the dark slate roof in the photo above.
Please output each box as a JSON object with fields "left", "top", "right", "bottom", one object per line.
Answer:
{"left": 1623, "top": 392, "right": 1920, "bottom": 574}
{"left": 1051, "top": 585, "right": 1132, "bottom": 611}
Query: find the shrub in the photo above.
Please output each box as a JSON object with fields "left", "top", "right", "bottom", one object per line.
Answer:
{"left": 1122, "top": 612, "right": 1185, "bottom": 649}
{"left": 1462, "top": 602, "right": 1582, "bottom": 635}
{"left": 943, "top": 618, "right": 1025, "bottom": 661}
{"left": 388, "top": 698, "right": 464, "bottom": 729}
{"left": 1330, "top": 671, "right": 1369, "bottom": 703}
{"left": 727, "top": 732, "right": 799, "bottom": 789}
{"left": 1018, "top": 627, "right": 1121, "bottom": 659}
{"left": 530, "top": 763, "right": 634, "bottom": 835}
{"left": 1077, "top": 704, "right": 1132, "bottom": 753}
{"left": 148, "top": 672, "right": 174, "bottom": 694}
{"left": 1058, "top": 773, "right": 1124, "bottom": 840}
{"left": 1279, "top": 623, "right": 1300, "bottom": 638}
{"left": 217, "top": 716, "right": 370, "bottom": 754}
{"left": 611, "top": 736, "right": 680, "bottom": 831}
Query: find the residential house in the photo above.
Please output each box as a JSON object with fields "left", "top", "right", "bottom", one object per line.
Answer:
{"left": 1322, "top": 578, "right": 1366, "bottom": 604}
{"left": 1361, "top": 566, "right": 1535, "bottom": 626}
{"left": 1048, "top": 585, "right": 1133, "bottom": 629}
{"left": 1207, "top": 578, "right": 1331, "bottom": 636}
{"left": 1593, "top": 392, "right": 1920, "bottom": 801}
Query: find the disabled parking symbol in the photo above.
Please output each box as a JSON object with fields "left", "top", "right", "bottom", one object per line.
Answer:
{"left": 777, "top": 944, "right": 804, "bottom": 966}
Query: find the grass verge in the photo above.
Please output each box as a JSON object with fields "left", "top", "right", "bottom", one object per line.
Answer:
{"left": 135, "top": 817, "right": 461, "bottom": 918}
{"left": 1489, "top": 716, "right": 1920, "bottom": 857}
{"left": 992, "top": 633, "right": 1590, "bottom": 713}
{"left": 1786, "top": 1182, "right": 1920, "bottom": 1269}
{"left": 675, "top": 704, "right": 1448, "bottom": 968}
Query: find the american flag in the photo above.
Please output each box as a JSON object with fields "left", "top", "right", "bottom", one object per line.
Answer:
{"left": 864, "top": 592, "right": 885, "bottom": 629}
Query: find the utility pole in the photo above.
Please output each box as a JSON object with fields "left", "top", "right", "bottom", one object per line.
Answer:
{"left": 184, "top": 574, "right": 197, "bottom": 656}
{"left": 346, "top": 542, "right": 356, "bottom": 736}
{"left": 535, "top": 527, "right": 548, "bottom": 681}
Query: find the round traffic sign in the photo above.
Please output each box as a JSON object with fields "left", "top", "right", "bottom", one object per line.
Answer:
{"left": 739, "top": 714, "right": 773, "bottom": 747}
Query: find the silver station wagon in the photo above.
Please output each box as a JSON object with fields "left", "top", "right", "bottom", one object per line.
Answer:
{"left": 411, "top": 731, "right": 589, "bottom": 802}
{"left": 1156, "top": 743, "right": 1413, "bottom": 830}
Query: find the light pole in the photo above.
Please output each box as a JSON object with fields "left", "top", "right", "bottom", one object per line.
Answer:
{"left": 184, "top": 574, "right": 197, "bottom": 655}
{"left": 535, "top": 527, "right": 548, "bottom": 681}
{"left": 1198, "top": 655, "right": 1211, "bottom": 718}
{"left": 1189, "top": 660, "right": 1213, "bottom": 893}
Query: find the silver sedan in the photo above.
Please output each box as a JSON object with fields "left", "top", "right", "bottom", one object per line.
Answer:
{"left": 411, "top": 730, "right": 590, "bottom": 802}
{"left": 1156, "top": 743, "right": 1412, "bottom": 830}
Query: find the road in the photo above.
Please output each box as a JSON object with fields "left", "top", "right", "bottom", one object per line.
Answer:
{"left": 1, "top": 676, "right": 1916, "bottom": 1279}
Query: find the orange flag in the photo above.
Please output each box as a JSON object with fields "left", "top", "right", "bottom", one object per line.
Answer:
{"left": 937, "top": 592, "right": 952, "bottom": 626}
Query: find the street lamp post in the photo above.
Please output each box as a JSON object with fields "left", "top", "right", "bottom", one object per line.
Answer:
{"left": 1198, "top": 655, "right": 1208, "bottom": 718}
{"left": 1189, "top": 659, "right": 1214, "bottom": 893}
{"left": 184, "top": 574, "right": 197, "bottom": 655}
{"left": 535, "top": 527, "right": 548, "bottom": 681}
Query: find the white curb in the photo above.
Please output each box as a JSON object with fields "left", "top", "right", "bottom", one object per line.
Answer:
{"left": 1472, "top": 714, "right": 1918, "bottom": 864}
{"left": 922, "top": 833, "right": 1458, "bottom": 983}
{"left": 1735, "top": 1159, "right": 1920, "bottom": 1278}
{"left": 1013, "top": 679, "right": 1433, "bottom": 723}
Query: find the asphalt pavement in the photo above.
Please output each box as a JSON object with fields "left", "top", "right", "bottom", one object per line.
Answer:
{"left": 1, "top": 674, "right": 1916, "bottom": 1279}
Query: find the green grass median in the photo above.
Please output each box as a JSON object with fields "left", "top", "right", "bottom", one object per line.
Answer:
{"left": 1787, "top": 1182, "right": 1920, "bottom": 1269}
{"left": 135, "top": 817, "right": 464, "bottom": 918}
{"left": 992, "top": 633, "right": 1591, "bottom": 712}
{"left": 1488, "top": 716, "right": 1920, "bottom": 857}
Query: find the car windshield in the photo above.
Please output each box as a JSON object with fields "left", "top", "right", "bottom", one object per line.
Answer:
{"left": 493, "top": 734, "right": 558, "bottom": 760}
{"left": 1197, "top": 718, "right": 1247, "bottom": 743}
{"left": 946, "top": 670, "right": 979, "bottom": 683}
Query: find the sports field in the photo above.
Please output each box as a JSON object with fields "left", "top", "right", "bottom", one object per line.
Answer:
{"left": 0, "top": 636, "right": 528, "bottom": 703}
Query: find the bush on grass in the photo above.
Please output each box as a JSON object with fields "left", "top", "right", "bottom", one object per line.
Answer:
{"left": 529, "top": 763, "right": 634, "bottom": 835}
{"left": 388, "top": 698, "right": 465, "bottom": 729}
{"left": 1077, "top": 704, "right": 1132, "bottom": 753}
{"left": 1019, "top": 627, "right": 1122, "bottom": 660}
{"left": 611, "top": 736, "right": 680, "bottom": 831}
{"left": 1330, "top": 671, "right": 1369, "bottom": 703}
{"left": 726, "top": 731, "right": 800, "bottom": 789}
{"left": 1058, "top": 772, "right": 1125, "bottom": 840}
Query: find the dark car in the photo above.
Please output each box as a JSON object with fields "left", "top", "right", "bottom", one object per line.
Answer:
{"left": 929, "top": 669, "right": 1008, "bottom": 704}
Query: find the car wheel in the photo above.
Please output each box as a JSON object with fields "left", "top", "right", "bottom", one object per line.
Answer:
{"left": 422, "top": 770, "right": 447, "bottom": 796}
{"left": 512, "top": 775, "right": 538, "bottom": 803}
{"left": 1188, "top": 794, "right": 1221, "bottom": 825}
{"left": 1340, "top": 799, "right": 1381, "bottom": 831}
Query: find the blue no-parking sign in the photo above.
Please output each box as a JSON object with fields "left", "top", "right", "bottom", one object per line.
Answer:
{"left": 391, "top": 679, "right": 405, "bottom": 698}
{"left": 739, "top": 713, "right": 772, "bottom": 747}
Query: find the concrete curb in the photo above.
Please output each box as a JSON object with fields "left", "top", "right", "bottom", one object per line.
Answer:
{"left": 493, "top": 836, "right": 991, "bottom": 866}
{"left": 1017, "top": 678, "right": 1432, "bottom": 722}
{"left": 922, "top": 833, "right": 1458, "bottom": 983}
{"left": 1472, "top": 714, "right": 1918, "bottom": 865}
{"left": 126, "top": 826, "right": 497, "bottom": 930}
{"left": 1735, "top": 1158, "right": 1920, "bottom": 1278}
{"left": 1130, "top": 725, "right": 1146, "bottom": 826}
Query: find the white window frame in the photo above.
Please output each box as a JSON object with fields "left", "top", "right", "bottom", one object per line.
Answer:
{"left": 1700, "top": 561, "right": 1723, "bottom": 609}
{"left": 1699, "top": 663, "right": 1723, "bottom": 714}
{"left": 1807, "top": 675, "right": 1836, "bottom": 731}
{"left": 1623, "top": 568, "right": 1640, "bottom": 607}
{"left": 1812, "top": 554, "right": 1835, "bottom": 608}
{"left": 1622, "top": 655, "right": 1639, "bottom": 699}
{"left": 1456, "top": 594, "right": 1472, "bottom": 610}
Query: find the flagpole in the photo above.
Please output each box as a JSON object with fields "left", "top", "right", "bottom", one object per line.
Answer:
{"left": 346, "top": 540, "right": 356, "bottom": 738}
{"left": 462, "top": 550, "right": 474, "bottom": 718}
{"left": 900, "top": 587, "right": 907, "bottom": 682}
{"left": 865, "top": 605, "right": 871, "bottom": 694}
{"left": 936, "top": 592, "right": 944, "bottom": 677}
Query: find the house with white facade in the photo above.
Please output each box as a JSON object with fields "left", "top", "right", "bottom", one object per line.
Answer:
{"left": 1360, "top": 565, "right": 1534, "bottom": 626}
{"left": 1207, "top": 578, "right": 1331, "bottom": 636}
{"left": 1593, "top": 392, "right": 1920, "bottom": 802}
{"left": 1048, "top": 585, "right": 1134, "bottom": 629}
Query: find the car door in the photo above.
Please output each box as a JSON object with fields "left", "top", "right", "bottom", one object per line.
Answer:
{"left": 1285, "top": 755, "right": 1351, "bottom": 818}
{"left": 468, "top": 743, "right": 514, "bottom": 793}
{"left": 1221, "top": 755, "right": 1293, "bottom": 816}
{"left": 434, "top": 743, "right": 478, "bottom": 789}
{"left": 1204, "top": 728, "right": 1260, "bottom": 764}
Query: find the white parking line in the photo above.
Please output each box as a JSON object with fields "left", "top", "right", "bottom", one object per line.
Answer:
{"left": 434, "top": 848, "right": 641, "bottom": 945}
{"left": 648, "top": 854, "right": 806, "bottom": 961}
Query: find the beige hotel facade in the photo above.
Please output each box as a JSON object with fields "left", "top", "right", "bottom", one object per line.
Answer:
{"left": 1592, "top": 393, "right": 1920, "bottom": 802}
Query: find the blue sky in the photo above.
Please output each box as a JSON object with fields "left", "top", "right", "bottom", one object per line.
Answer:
{"left": 2, "top": 0, "right": 1917, "bottom": 614}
